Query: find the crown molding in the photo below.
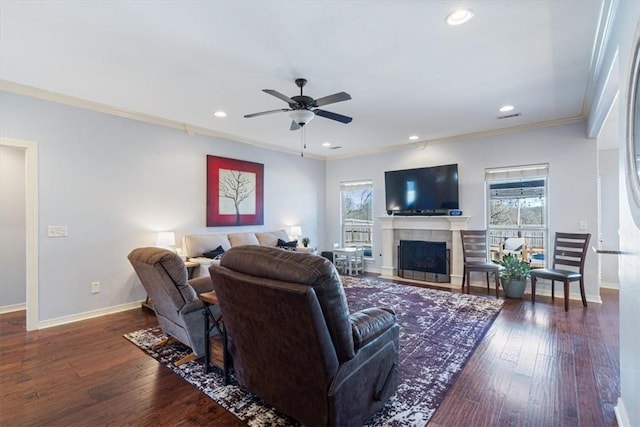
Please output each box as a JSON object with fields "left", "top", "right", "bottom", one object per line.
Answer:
{"left": 0, "top": 80, "right": 326, "bottom": 161}
{"left": 327, "top": 115, "right": 587, "bottom": 161}
{"left": 2, "top": 80, "right": 588, "bottom": 163}
{"left": 582, "top": 0, "right": 617, "bottom": 118}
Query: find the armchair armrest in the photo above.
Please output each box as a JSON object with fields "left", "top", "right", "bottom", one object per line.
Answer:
{"left": 350, "top": 307, "right": 396, "bottom": 350}
{"left": 188, "top": 276, "right": 214, "bottom": 295}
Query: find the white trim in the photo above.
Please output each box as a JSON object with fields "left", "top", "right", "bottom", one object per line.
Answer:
{"left": 587, "top": 52, "right": 619, "bottom": 138}
{"left": 1, "top": 138, "right": 38, "bottom": 331}
{"left": 38, "top": 301, "right": 145, "bottom": 330}
{"left": 328, "top": 115, "right": 586, "bottom": 161}
{"left": 0, "top": 80, "right": 325, "bottom": 161}
{"left": 532, "top": 288, "right": 603, "bottom": 304}
{"left": 2, "top": 79, "right": 587, "bottom": 162}
{"left": 600, "top": 281, "right": 620, "bottom": 289}
{"left": 615, "top": 398, "right": 631, "bottom": 427}
{"left": 583, "top": 0, "right": 617, "bottom": 121}
{"left": 0, "top": 303, "right": 26, "bottom": 314}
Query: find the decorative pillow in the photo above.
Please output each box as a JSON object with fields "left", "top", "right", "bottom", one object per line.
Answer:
{"left": 277, "top": 239, "right": 298, "bottom": 251}
{"left": 202, "top": 245, "right": 225, "bottom": 259}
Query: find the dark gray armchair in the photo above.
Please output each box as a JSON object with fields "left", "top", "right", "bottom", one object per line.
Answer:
{"left": 128, "top": 247, "right": 216, "bottom": 364}
{"left": 209, "top": 246, "right": 399, "bottom": 427}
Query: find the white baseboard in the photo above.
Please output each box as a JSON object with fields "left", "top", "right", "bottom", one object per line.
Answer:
{"left": 615, "top": 398, "right": 631, "bottom": 427}
{"left": 600, "top": 282, "right": 620, "bottom": 290}
{"left": 0, "top": 302, "right": 26, "bottom": 314}
{"left": 532, "top": 288, "right": 602, "bottom": 304}
{"left": 38, "top": 300, "right": 145, "bottom": 329}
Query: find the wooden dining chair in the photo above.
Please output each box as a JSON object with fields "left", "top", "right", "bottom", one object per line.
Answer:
{"left": 530, "top": 232, "right": 591, "bottom": 311}
{"left": 460, "top": 230, "right": 501, "bottom": 297}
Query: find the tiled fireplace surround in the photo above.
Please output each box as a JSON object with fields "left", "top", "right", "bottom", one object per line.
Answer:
{"left": 378, "top": 215, "right": 470, "bottom": 286}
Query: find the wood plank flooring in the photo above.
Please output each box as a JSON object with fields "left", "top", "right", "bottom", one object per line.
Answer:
{"left": 0, "top": 281, "right": 619, "bottom": 426}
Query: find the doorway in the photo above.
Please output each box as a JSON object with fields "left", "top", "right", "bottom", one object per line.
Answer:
{"left": 0, "top": 138, "right": 38, "bottom": 330}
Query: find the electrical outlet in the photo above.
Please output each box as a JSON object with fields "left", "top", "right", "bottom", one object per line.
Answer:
{"left": 91, "top": 281, "right": 100, "bottom": 294}
{"left": 579, "top": 220, "right": 588, "bottom": 230}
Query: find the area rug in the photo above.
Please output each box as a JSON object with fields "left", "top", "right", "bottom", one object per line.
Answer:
{"left": 124, "top": 277, "right": 503, "bottom": 426}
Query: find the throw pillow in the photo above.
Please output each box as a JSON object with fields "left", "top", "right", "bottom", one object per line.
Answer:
{"left": 277, "top": 238, "right": 298, "bottom": 250}
{"left": 202, "top": 245, "right": 225, "bottom": 259}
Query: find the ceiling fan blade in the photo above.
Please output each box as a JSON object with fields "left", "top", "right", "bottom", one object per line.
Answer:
{"left": 314, "top": 109, "right": 353, "bottom": 124}
{"left": 263, "top": 89, "right": 296, "bottom": 105}
{"left": 244, "top": 108, "right": 290, "bottom": 118}
{"left": 290, "top": 121, "right": 301, "bottom": 131}
{"left": 313, "top": 91, "right": 352, "bottom": 107}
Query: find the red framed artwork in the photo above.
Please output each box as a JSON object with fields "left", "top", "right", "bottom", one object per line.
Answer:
{"left": 206, "top": 155, "right": 264, "bottom": 226}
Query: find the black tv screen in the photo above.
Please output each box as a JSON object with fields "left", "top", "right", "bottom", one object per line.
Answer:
{"left": 385, "top": 164, "right": 459, "bottom": 215}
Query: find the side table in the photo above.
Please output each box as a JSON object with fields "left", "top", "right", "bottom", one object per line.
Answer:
{"left": 199, "top": 291, "right": 231, "bottom": 385}
{"left": 296, "top": 246, "right": 317, "bottom": 255}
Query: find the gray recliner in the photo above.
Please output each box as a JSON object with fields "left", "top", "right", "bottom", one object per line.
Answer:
{"left": 128, "top": 247, "right": 216, "bottom": 364}
{"left": 209, "top": 245, "right": 399, "bottom": 427}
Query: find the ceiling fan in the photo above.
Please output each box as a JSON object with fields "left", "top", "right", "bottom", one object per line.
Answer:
{"left": 244, "top": 78, "right": 352, "bottom": 131}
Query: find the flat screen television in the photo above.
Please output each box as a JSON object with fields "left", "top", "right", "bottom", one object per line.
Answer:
{"left": 385, "top": 164, "right": 459, "bottom": 215}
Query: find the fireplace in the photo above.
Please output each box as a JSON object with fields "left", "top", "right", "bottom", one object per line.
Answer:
{"left": 397, "top": 240, "right": 450, "bottom": 282}
{"left": 378, "top": 215, "right": 470, "bottom": 285}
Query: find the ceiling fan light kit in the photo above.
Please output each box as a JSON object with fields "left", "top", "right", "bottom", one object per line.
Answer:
{"left": 244, "top": 78, "right": 353, "bottom": 131}
{"left": 289, "top": 109, "right": 315, "bottom": 126}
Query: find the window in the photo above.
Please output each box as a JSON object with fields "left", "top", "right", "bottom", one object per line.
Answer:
{"left": 485, "top": 165, "right": 548, "bottom": 267}
{"left": 340, "top": 180, "right": 373, "bottom": 257}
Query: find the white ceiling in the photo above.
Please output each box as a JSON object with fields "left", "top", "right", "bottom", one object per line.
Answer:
{"left": 0, "top": 1, "right": 603, "bottom": 159}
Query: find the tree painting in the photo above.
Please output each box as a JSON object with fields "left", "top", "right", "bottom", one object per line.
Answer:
{"left": 207, "top": 155, "right": 263, "bottom": 226}
{"left": 219, "top": 169, "right": 256, "bottom": 225}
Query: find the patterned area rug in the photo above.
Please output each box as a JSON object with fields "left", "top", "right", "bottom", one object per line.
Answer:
{"left": 124, "top": 276, "right": 503, "bottom": 426}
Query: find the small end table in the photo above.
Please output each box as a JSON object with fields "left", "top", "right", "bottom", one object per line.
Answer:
{"left": 199, "top": 291, "right": 231, "bottom": 385}
{"left": 296, "top": 246, "right": 317, "bottom": 255}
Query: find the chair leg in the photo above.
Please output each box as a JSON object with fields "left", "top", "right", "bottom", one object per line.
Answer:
{"left": 494, "top": 272, "right": 500, "bottom": 298}
{"left": 551, "top": 280, "right": 555, "bottom": 300}
{"left": 466, "top": 271, "right": 471, "bottom": 294}
{"left": 462, "top": 266, "right": 466, "bottom": 290}
{"left": 485, "top": 272, "right": 490, "bottom": 293}
{"left": 579, "top": 278, "right": 588, "bottom": 307}
{"left": 563, "top": 280, "right": 569, "bottom": 312}
{"left": 531, "top": 276, "right": 536, "bottom": 305}
{"left": 152, "top": 336, "right": 177, "bottom": 350}
{"left": 175, "top": 352, "right": 199, "bottom": 366}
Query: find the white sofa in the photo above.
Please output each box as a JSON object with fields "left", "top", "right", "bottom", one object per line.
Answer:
{"left": 183, "top": 229, "right": 291, "bottom": 277}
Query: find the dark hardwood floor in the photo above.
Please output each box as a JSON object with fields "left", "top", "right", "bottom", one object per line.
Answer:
{"left": 0, "top": 280, "right": 619, "bottom": 426}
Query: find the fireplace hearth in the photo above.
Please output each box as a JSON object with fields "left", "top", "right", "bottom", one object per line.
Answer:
{"left": 398, "top": 240, "right": 450, "bottom": 283}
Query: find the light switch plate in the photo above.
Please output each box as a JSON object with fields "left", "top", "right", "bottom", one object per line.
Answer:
{"left": 47, "top": 225, "right": 68, "bottom": 237}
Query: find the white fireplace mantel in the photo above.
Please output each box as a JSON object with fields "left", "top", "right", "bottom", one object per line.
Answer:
{"left": 378, "top": 215, "right": 470, "bottom": 285}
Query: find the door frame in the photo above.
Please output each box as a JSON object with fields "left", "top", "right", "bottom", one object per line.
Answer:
{"left": 1, "top": 138, "right": 38, "bottom": 330}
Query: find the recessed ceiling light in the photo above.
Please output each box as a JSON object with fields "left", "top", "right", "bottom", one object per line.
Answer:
{"left": 214, "top": 111, "right": 227, "bottom": 118}
{"left": 446, "top": 8, "right": 474, "bottom": 26}
{"left": 499, "top": 105, "right": 515, "bottom": 113}
{"left": 409, "top": 135, "right": 419, "bottom": 141}
{"left": 322, "top": 142, "right": 331, "bottom": 147}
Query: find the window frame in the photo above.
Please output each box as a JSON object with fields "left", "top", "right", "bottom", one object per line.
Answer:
{"left": 339, "top": 180, "right": 374, "bottom": 259}
{"left": 485, "top": 165, "right": 549, "bottom": 267}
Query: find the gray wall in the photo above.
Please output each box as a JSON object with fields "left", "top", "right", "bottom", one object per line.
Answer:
{"left": 598, "top": 147, "right": 619, "bottom": 287}
{"left": 326, "top": 121, "right": 600, "bottom": 301}
{"left": 0, "top": 145, "right": 26, "bottom": 307}
{"left": 0, "top": 91, "right": 326, "bottom": 321}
